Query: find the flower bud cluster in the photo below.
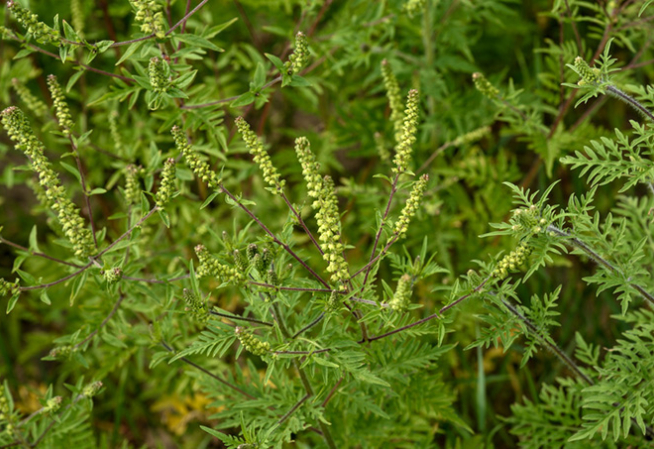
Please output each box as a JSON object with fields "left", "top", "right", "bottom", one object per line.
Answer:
{"left": 393, "top": 174, "right": 428, "bottom": 238}
{"left": 148, "top": 57, "right": 170, "bottom": 93}
{"left": 47, "top": 75, "right": 74, "bottom": 136}
{"left": 392, "top": 89, "right": 420, "bottom": 174}
{"left": 183, "top": 288, "right": 209, "bottom": 324}
{"left": 472, "top": 73, "right": 499, "bottom": 99}
{"left": 510, "top": 205, "right": 547, "bottom": 235}
{"left": 294, "top": 136, "right": 322, "bottom": 205}
{"left": 235, "top": 117, "right": 285, "bottom": 192}
{"left": 1, "top": 107, "right": 94, "bottom": 258}
{"left": 124, "top": 165, "right": 142, "bottom": 206}
{"left": 48, "top": 345, "right": 78, "bottom": 360}
{"left": 235, "top": 326, "right": 270, "bottom": 356}
{"left": 285, "top": 32, "right": 308, "bottom": 75}
{"left": 0, "top": 278, "right": 20, "bottom": 298}
{"left": 403, "top": 0, "right": 426, "bottom": 17}
{"left": 492, "top": 242, "right": 532, "bottom": 280}
{"left": 172, "top": 125, "right": 221, "bottom": 190}
{"left": 316, "top": 176, "right": 349, "bottom": 284}
{"left": 0, "top": 383, "right": 10, "bottom": 418}
{"left": 233, "top": 249, "right": 247, "bottom": 272}
{"left": 389, "top": 273, "right": 412, "bottom": 312}
{"left": 381, "top": 60, "right": 403, "bottom": 144}
{"left": 195, "top": 244, "right": 243, "bottom": 283}
{"left": 43, "top": 396, "right": 62, "bottom": 415}
{"left": 11, "top": 78, "right": 47, "bottom": 117}
{"left": 83, "top": 381, "right": 102, "bottom": 398}
{"left": 103, "top": 267, "right": 122, "bottom": 284}
{"left": 325, "top": 290, "right": 339, "bottom": 313}
{"left": 7, "top": 1, "right": 61, "bottom": 46}
{"left": 574, "top": 56, "right": 601, "bottom": 86}
{"left": 155, "top": 158, "right": 176, "bottom": 209}
{"left": 130, "top": 0, "right": 166, "bottom": 39}
{"left": 452, "top": 126, "right": 491, "bottom": 147}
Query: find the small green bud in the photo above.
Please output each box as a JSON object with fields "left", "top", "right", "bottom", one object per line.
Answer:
{"left": 103, "top": 267, "right": 122, "bottom": 284}
{"left": 573, "top": 56, "right": 600, "bottom": 85}
{"left": 284, "top": 31, "right": 308, "bottom": 75}
{"left": 247, "top": 243, "right": 259, "bottom": 262}
{"left": 315, "top": 176, "right": 349, "bottom": 284}
{"left": 183, "top": 288, "right": 208, "bottom": 324}
{"left": 148, "top": 57, "right": 170, "bottom": 93}
{"left": 83, "top": 381, "right": 102, "bottom": 398}
{"left": 43, "top": 396, "right": 62, "bottom": 415}
{"left": 194, "top": 244, "right": 242, "bottom": 283}
{"left": 295, "top": 136, "right": 322, "bottom": 205}
{"left": 381, "top": 60, "right": 404, "bottom": 145}
{"left": 7, "top": 1, "right": 61, "bottom": 46}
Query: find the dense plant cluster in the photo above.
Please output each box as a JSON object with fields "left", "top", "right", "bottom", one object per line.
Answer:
{"left": 2, "top": 0, "right": 654, "bottom": 448}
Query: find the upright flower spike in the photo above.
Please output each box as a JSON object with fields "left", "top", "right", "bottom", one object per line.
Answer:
{"left": 294, "top": 136, "right": 322, "bottom": 205}
{"left": 315, "top": 176, "right": 349, "bottom": 284}
{"left": 183, "top": 288, "right": 209, "bottom": 324}
{"left": 129, "top": 0, "right": 166, "bottom": 39}
{"left": 1, "top": 107, "right": 94, "bottom": 258}
{"left": 194, "top": 244, "right": 242, "bottom": 283}
{"left": 574, "top": 56, "right": 601, "bottom": 86}
{"left": 7, "top": 1, "right": 61, "bottom": 46}
{"left": 155, "top": 158, "right": 176, "bottom": 209}
{"left": 109, "top": 111, "right": 125, "bottom": 156}
{"left": 11, "top": 79, "right": 48, "bottom": 118}
{"left": 123, "top": 165, "right": 141, "bottom": 206}
{"left": 392, "top": 89, "right": 420, "bottom": 175}
{"left": 82, "top": 381, "right": 102, "bottom": 398}
{"left": 148, "top": 57, "right": 170, "bottom": 93}
{"left": 381, "top": 60, "right": 404, "bottom": 145}
{"left": 472, "top": 73, "right": 499, "bottom": 99}
{"left": 171, "top": 125, "right": 222, "bottom": 190}
{"left": 70, "top": 0, "right": 85, "bottom": 38}
{"left": 235, "top": 117, "right": 285, "bottom": 193}
{"left": 103, "top": 267, "right": 122, "bottom": 284}
{"left": 393, "top": 174, "right": 428, "bottom": 238}
{"left": 285, "top": 31, "right": 308, "bottom": 75}
{"left": 389, "top": 273, "right": 412, "bottom": 312}
{"left": 235, "top": 326, "right": 270, "bottom": 356}
{"left": 374, "top": 132, "right": 390, "bottom": 163}
{"left": 47, "top": 75, "right": 74, "bottom": 136}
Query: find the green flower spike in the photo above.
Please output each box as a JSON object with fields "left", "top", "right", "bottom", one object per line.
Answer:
{"left": 130, "top": 0, "right": 166, "bottom": 39}
{"left": 1, "top": 107, "right": 94, "bottom": 258}
{"left": 452, "top": 126, "right": 491, "bottom": 147}
{"left": 246, "top": 244, "right": 259, "bottom": 262}
{"left": 109, "top": 111, "right": 125, "bottom": 156}
{"left": 389, "top": 273, "right": 412, "bottom": 312}
{"left": 285, "top": 31, "right": 308, "bottom": 75}
{"left": 316, "top": 176, "right": 349, "bottom": 284}
{"left": 472, "top": 73, "right": 499, "bottom": 99}
{"left": 235, "top": 117, "right": 285, "bottom": 193}
{"left": 148, "top": 57, "right": 170, "bottom": 93}
{"left": 374, "top": 132, "right": 390, "bottom": 163}
{"left": 155, "top": 158, "right": 176, "bottom": 209}
{"left": 393, "top": 174, "right": 428, "bottom": 238}
{"left": 47, "top": 75, "right": 74, "bottom": 136}
{"left": 392, "top": 89, "right": 420, "bottom": 175}
{"left": 381, "top": 60, "right": 404, "bottom": 145}
{"left": 183, "top": 288, "right": 209, "bottom": 324}
{"left": 233, "top": 249, "right": 247, "bottom": 272}
{"left": 43, "top": 396, "right": 62, "bottom": 415}
{"left": 574, "top": 56, "right": 601, "bottom": 86}
{"left": 70, "top": 0, "right": 85, "bottom": 38}
{"left": 11, "top": 78, "right": 47, "bottom": 118}
{"left": 295, "top": 136, "right": 322, "bottom": 206}
{"left": 171, "top": 125, "right": 222, "bottom": 190}
{"left": 7, "top": 0, "right": 61, "bottom": 46}
{"left": 235, "top": 326, "right": 270, "bottom": 356}
{"left": 123, "top": 165, "right": 141, "bottom": 206}
{"left": 492, "top": 242, "right": 532, "bottom": 280}
{"left": 194, "top": 244, "right": 242, "bottom": 283}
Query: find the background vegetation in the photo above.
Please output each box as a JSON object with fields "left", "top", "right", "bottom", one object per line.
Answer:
{"left": 1, "top": 0, "right": 654, "bottom": 447}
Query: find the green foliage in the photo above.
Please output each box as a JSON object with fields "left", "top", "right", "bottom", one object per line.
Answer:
{"left": 2, "top": 0, "right": 654, "bottom": 447}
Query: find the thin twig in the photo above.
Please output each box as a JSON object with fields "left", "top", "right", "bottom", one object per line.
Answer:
{"left": 209, "top": 309, "right": 274, "bottom": 327}
{"left": 74, "top": 293, "right": 126, "bottom": 349}
{"left": 292, "top": 312, "right": 325, "bottom": 338}
{"left": 0, "top": 237, "right": 83, "bottom": 268}
{"left": 276, "top": 394, "right": 310, "bottom": 426}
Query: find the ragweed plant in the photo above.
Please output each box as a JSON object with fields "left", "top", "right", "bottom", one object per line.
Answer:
{"left": 2, "top": 1, "right": 654, "bottom": 448}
